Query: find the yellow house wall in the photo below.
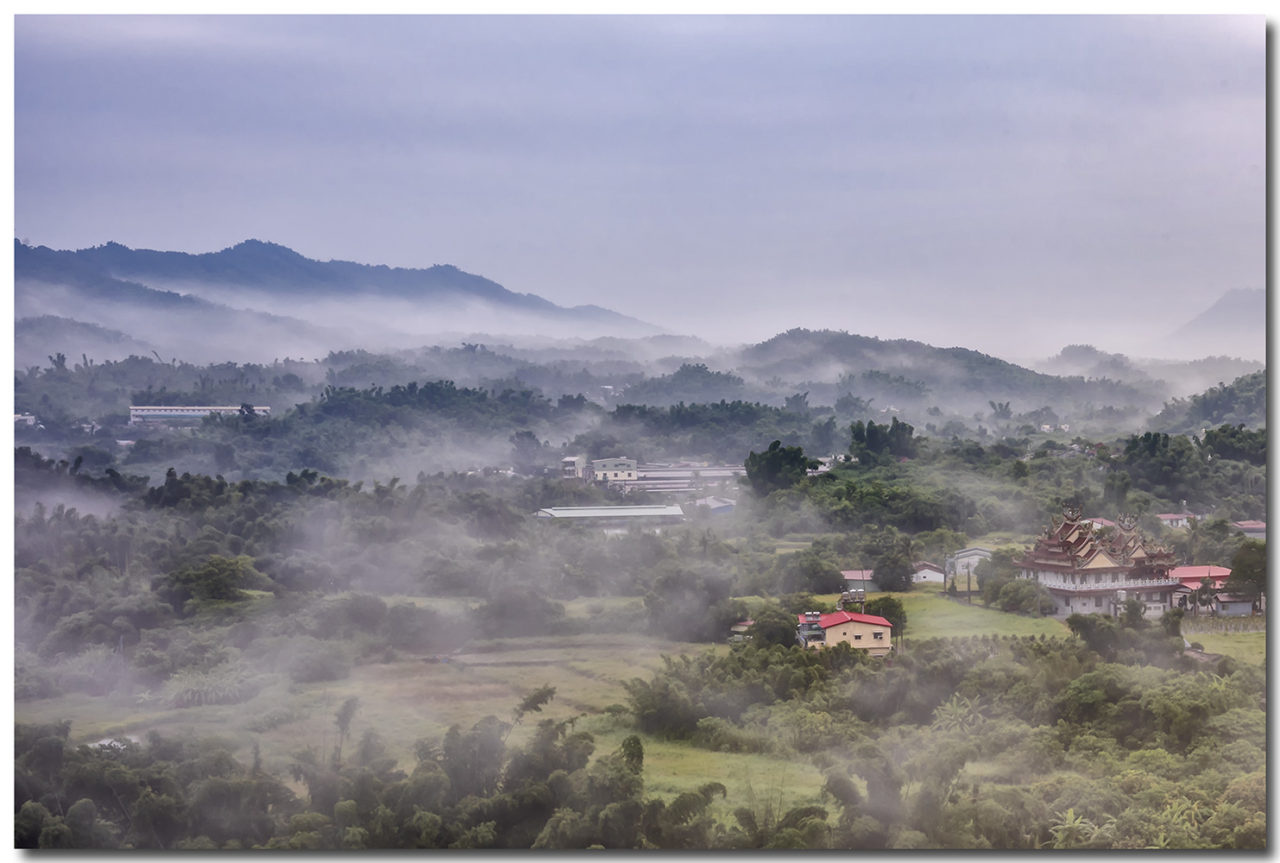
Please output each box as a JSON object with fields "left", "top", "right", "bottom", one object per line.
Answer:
{"left": 820, "top": 620, "right": 892, "bottom": 656}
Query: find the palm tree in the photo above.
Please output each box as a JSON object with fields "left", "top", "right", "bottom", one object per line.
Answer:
{"left": 1049, "top": 808, "right": 1096, "bottom": 849}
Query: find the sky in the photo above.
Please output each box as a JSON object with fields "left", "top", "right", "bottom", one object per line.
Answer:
{"left": 12, "top": 14, "right": 1267, "bottom": 360}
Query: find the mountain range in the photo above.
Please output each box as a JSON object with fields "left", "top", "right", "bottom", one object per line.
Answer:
{"left": 1168, "top": 288, "right": 1266, "bottom": 360}
{"left": 14, "top": 241, "right": 1265, "bottom": 407}
{"left": 14, "top": 239, "right": 659, "bottom": 365}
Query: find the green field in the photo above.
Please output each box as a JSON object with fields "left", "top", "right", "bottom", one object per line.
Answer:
{"left": 815, "top": 582, "right": 1070, "bottom": 640}
{"left": 1182, "top": 617, "right": 1267, "bottom": 667}
{"left": 15, "top": 630, "right": 788, "bottom": 810}
{"left": 1190, "top": 630, "right": 1266, "bottom": 666}
{"left": 16, "top": 582, "right": 1262, "bottom": 822}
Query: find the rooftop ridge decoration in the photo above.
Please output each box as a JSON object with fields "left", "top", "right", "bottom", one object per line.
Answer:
{"left": 1024, "top": 504, "right": 1176, "bottom": 573}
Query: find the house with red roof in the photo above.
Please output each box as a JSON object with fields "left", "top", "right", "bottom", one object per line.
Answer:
{"left": 1155, "top": 513, "right": 1196, "bottom": 530}
{"left": 796, "top": 610, "right": 893, "bottom": 656}
{"left": 1232, "top": 520, "right": 1266, "bottom": 540}
{"left": 1170, "top": 565, "right": 1231, "bottom": 592}
{"left": 840, "top": 570, "right": 878, "bottom": 592}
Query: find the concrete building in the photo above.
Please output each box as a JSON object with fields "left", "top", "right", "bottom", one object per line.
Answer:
{"left": 913, "top": 561, "right": 946, "bottom": 584}
{"left": 796, "top": 610, "right": 893, "bottom": 656}
{"left": 560, "top": 455, "right": 589, "bottom": 480}
{"left": 591, "top": 457, "right": 637, "bottom": 482}
{"left": 1214, "top": 594, "right": 1256, "bottom": 616}
{"left": 946, "top": 547, "right": 992, "bottom": 578}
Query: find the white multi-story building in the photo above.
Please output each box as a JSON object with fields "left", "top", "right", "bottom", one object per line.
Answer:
{"left": 591, "top": 457, "right": 637, "bottom": 481}
{"left": 560, "top": 455, "right": 589, "bottom": 480}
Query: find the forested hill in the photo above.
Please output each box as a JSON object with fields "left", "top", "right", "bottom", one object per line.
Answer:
{"left": 17, "top": 239, "right": 651, "bottom": 330}
{"left": 719, "top": 328, "right": 1156, "bottom": 413}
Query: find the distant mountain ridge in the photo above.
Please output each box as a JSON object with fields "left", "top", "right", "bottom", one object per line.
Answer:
{"left": 13, "top": 239, "right": 659, "bottom": 364}
{"left": 1168, "top": 288, "right": 1265, "bottom": 361}
{"left": 714, "top": 327, "right": 1154, "bottom": 409}
{"left": 61, "top": 239, "right": 647, "bottom": 328}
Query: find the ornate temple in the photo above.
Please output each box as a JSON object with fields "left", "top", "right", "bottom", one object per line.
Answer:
{"left": 1017, "top": 505, "right": 1179, "bottom": 619}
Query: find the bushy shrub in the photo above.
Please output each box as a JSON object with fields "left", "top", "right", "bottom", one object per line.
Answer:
{"left": 692, "top": 716, "right": 770, "bottom": 753}
{"left": 289, "top": 644, "right": 351, "bottom": 683}
{"left": 163, "top": 666, "right": 261, "bottom": 708}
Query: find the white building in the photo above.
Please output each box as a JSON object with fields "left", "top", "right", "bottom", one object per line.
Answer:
{"left": 129, "top": 405, "right": 271, "bottom": 425}
{"left": 946, "top": 547, "right": 992, "bottom": 578}
{"left": 591, "top": 457, "right": 637, "bottom": 481}
{"left": 560, "top": 455, "right": 589, "bottom": 480}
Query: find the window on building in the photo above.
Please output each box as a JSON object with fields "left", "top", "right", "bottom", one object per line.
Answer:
{"left": 1094, "top": 596, "right": 1102, "bottom": 607}
{"left": 873, "top": 631, "right": 884, "bottom": 640}
{"left": 854, "top": 634, "right": 862, "bottom": 640}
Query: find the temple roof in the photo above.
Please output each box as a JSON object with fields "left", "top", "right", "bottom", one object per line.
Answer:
{"left": 1019, "top": 506, "right": 1175, "bottom": 573}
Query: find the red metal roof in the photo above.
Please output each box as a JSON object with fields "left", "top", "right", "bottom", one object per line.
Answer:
{"left": 840, "top": 569, "right": 875, "bottom": 580}
{"left": 796, "top": 610, "right": 892, "bottom": 629}
{"left": 1171, "top": 565, "right": 1231, "bottom": 589}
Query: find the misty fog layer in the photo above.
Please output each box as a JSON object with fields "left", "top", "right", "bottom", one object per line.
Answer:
{"left": 12, "top": 247, "right": 1267, "bottom": 853}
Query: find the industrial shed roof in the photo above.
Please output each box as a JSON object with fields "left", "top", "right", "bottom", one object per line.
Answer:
{"left": 534, "top": 505, "right": 686, "bottom": 519}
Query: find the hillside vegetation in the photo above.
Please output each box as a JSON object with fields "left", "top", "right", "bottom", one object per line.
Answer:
{"left": 12, "top": 330, "right": 1267, "bottom": 849}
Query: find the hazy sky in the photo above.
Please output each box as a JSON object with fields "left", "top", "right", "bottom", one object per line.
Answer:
{"left": 13, "top": 14, "right": 1266, "bottom": 359}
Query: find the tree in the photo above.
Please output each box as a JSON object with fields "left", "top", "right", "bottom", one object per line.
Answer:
{"left": 744, "top": 441, "right": 818, "bottom": 496}
{"left": 1050, "top": 808, "right": 1096, "bottom": 849}
{"left": 509, "top": 430, "right": 546, "bottom": 474}
{"left": 864, "top": 596, "right": 906, "bottom": 644}
{"left": 994, "top": 580, "right": 1053, "bottom": 616}
{"left": 849, "top": 417, "right": 917, "bottom": 464}
{"left": 334, "top": 697, "right": 360, "bottom": 765}
{"left": 747, "top": 606, "right": 801, "bottom": 648}
{"left": 160, "top": 555, "right": 267, "bottom": 614}
{"left": 872, "top": 549, "right": 914, "bottom": 593}
{"left": 1225, "top": 540, "right": 1265, "bottom": 608}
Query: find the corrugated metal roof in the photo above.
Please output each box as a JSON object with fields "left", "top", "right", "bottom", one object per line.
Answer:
{"left": 535, "top": 505, "right": 685, "bottom": 519}
{"left": 796, "top": 610, "right": 893, "bottom": 629}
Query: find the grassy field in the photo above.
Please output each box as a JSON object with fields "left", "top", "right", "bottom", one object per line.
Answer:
{"left": 16, "top": 630, "right": 804, "bottom": 812}
{"left": 814, "top": 582, "right": 1070, "bottom": 640}
{"left": 1182, "top": 616, "right": 1267, "bottom": 666}
{"left": 16, "top": 581, "right": 1262, "bottom": 823}
{"left": 1189, "top": 630, "right": 1266, "bottom": 665}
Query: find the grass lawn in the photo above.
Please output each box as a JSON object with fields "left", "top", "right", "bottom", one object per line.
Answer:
{"left": 1184, "top": 630, "right": 1266, "bottom": 666}
{"left": 15, "top": 627, "right": 820, "bottom": 822}
{"left": 584, "top": 721, "right": 828, "bottom": 814}
{"left": 966, "top": 533, "right": 1035, "bottom": 551}
{"left": 14, "top": 633, "right": 717, "bottom": 774}
{"left": 812, "top": 582, "right": 1069, "bottom": 640}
